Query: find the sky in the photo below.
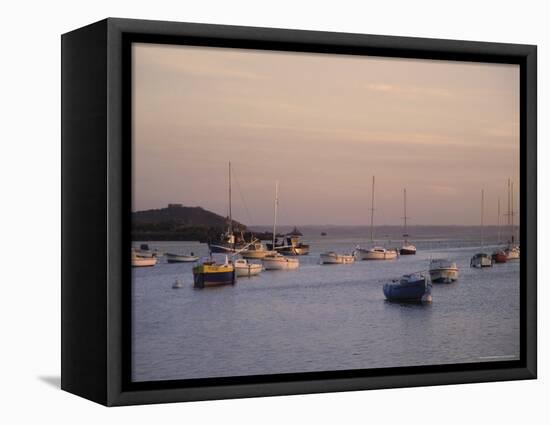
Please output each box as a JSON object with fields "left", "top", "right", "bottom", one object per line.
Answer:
{"left": 132, "top": 43, "right": 520, "bottom": 226}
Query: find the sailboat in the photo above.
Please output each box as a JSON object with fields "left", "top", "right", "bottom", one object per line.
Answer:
{"left": 208, "top": 162, "right": 244, "bottom": 254}
{"left": 262, "top": 182, "right": 300, "bottom": 270}
{"left": 399, "top": 188, "right": 416, "bottom": 255}
{"left": 470, "top": 189, "right": 493, "bottom": 268}
{"left": 492, "top": 197, "right": 507, "bottom": 264}
{"left": 355, "top": 176, "right": 398, "bottom": 260}
{"left": 504, "top": 179, "right": 520, "bottom": 260}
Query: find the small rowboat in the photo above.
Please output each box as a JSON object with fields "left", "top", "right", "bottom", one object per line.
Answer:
{"left": 383, "top": 273, "right": 432, "bottom": 303}
{"left": 131, "top": 249, "right": 158, "bottom": 267}
{"left": 262, "top": 253, "right": 299, "bottom": 270}
{"left": 320, "top": 251, "right": 355, "bottom": 265}
{"left": 234, "top": 259, "right": 263, "bottom": 277}
{"left": 166, "top": 253, "right": 199, "bottom": 263}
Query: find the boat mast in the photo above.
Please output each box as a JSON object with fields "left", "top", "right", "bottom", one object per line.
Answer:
{"left": 272, "top": 181, "right": 279, "bottom": 249}
{"left": 511, "top": 181, "right": 515, "bottom": 244}
{"left": 228, "top": 161, "right": 233, "bottom": 236}
{"left": 370, "top": 176, "right": 375, "bottom": 243}
{"left": 402, "top": 188, "right": 410, "bottom": 240}
{"left": 497, "top": 197, "right": 501, "bottom": 245}
{"left": 480, "top": 189, "right": 485, "bottom": 248}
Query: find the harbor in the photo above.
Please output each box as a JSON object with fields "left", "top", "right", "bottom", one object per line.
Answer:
{"left": 132, "top": 227, "right": 520, "bottom": 382}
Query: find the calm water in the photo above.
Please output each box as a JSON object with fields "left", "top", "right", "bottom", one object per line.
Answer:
{"left": 132, "top": 226, "right": 520, "bottom": 382}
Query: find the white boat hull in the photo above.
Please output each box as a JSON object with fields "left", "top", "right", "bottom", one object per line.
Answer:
{"left": 355, "top": 248, "right": 398, "bottom": 260}
{"left": 166, "top": 253, "right": 199, "bottom": 263}
{"left": 235, "top": 263, "right": 263, "bottom": 277}
{"left": 471, "top": 255, "right": 493, "bottom": 268}
{"left": 505, "top": 246, "right": 520, "bottom": 260}
{"left": 132, "top": 256, "right": 158, "bottom": 267}
{"left": 240, "top": 250, "right": 276, "bottom": 259}
{"left": 429, "top": 268, "right": 459, "bottom": 283}
{"left": 320, "top": 253, "right": 355, "bottom": 264}
{"left": 262, "top": 256, "right": 300, "bottom": 270}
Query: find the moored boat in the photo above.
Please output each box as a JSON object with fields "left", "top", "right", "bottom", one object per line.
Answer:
{"left": 505, "top": 245, "right": 520, "bottom": 260}
{"left": 262, "top": 253, "right": 299, "bottom": 270}
{"left": 399, "top": 188, "right": 417, "bottom": 255}
{"left": 470, "top": 253, "right": 493, "bottom": 268}
{"left": 320, "top": 251, "right": 355, "bottom": 265}
{"left": 383, "top": 273, "right": 432, "bottom": 303}
{"left": 429, "top": 259, "right": 459, "bottom": 283}
{"left": 131, "top": 249, "right": 158, "bottom": 267}
{"left": 470, "top": 189, "right": 493, "bottom": 268}
{"left": 267, "top": 227, "right": 310, "bottom": 256}
{"left": 492, "top": 250, "right": 508, "bottom": 264}
{"left": 240, "top": 241, "right": 275, "bottom": 259}
{"left": 166, "top": 252, "right": 199, "bottom": 263}
{"left": 355, "top": 246, "right": 398, "bottom": 260}
{"left": 234, "top": 259, "right": 263, "bottom": 277}
{"left": 192, "top": 257, "right": 235, "bottom": 288}
{"left": 135, "top": 243, "right": 164, "bottom": 258}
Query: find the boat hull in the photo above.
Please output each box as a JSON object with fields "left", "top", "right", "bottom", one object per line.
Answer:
{"left": 193, "top": 264, "right": 235, "bottom": 288}
{"left": 470, "top": 254, "right": 493, "bottom": 268}
{"left": 166, "top": 253, "right": 199, "bottom": 263}
{"left": 429, "top": 268, "right": 459, "bottom": 283}
{"left": 355, "top": 248, "right": 398, "bottom": 260}
{"left": 505, "top": 246, "right": 520, "bottom": 260}
{"left": 131, "top": 257, "right": 157, "bottom": 267}
{"left": 399, "top": 247, "right": 416, "bottom": 255}
{"left": 383, "top": 277, "right": 432, "bottom": 303}
{"left": 262, "top": 257, "right": 300, "bottom": 270}
{"left": 492, "top": 251, "right": 508, "bottom": 264}
{"left": 235, "top": 264, "right": 263, "bottom": 277}
{"left": 240, "top": 250, "right": 275, "bottom": 259}
{"left": 320, "top": 253, "right": 355, "bottom": 264}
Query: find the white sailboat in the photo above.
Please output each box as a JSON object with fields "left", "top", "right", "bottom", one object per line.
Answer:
{"left": 505, "top": 179, "right": 520, "bottom": 260}
{"left": 355, "top": 176, "right": 398, "bottom": 260}
{"left": 399, "top": 188, "right": 416, "bottom": 255}
{"left": 131, "top": 249, "right": 158, "bottom": 267}
{"left": 262, "top": 182, "right": 299, "bottom": 271}
{"left": 234, "top": 259, "right": 263, "bottom": 277}
{"left": 470, "top": 189, "right": 493, "bottom": 268}
{"left": 320, "top": 251, "right": 355, "bottom": 265}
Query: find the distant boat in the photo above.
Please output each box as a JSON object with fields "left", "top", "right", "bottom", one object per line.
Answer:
{"left": 471, "top": 253, "right": 493, "bottom": 268}
{"left": 172, "top": 279, "right": 183, "bottom": 289}
{"left": 262, "top": 253, "right": 300, "bottom": 270}
{"left": 234, "top": 259, "right": 263, "bottom": 277}
{"left": 320, "top": 232, "right": 327, "bottom": 236}
{"left": 504, "top": 179, "right": 520, "bottom": 260}
{"left": 267, "top": 227, "right": 310, "bottom": 256}
{"left": 208, "top": 162, "right": 246, "bottom": 254}
{"left": 192, "top": 256, "right": 235, "bottom": 288}
{"left": 131, "top": 249, "right": 158, "bottom": 267}
{"left": 136, "top": 243, "right": 164, "bottom": 258}
{"left": 355, "top": 246, "right": 398, "bottom": 260}
{"left": 166, "top": 252, "right": 199, "bottom": 263}
{"left": 470, "top": 189, "right": 493, "bottom": 268}
{"left": 383, "top": 273, "right": 432, "bottom": 303}
{"left": 356, "top": 176, "right": 398, "bottom": 260}
{"left": 492, "top": 250, "right": 508, "bottom": 264}
{"left": 399, "top": 188, "right": 417, "bottom": 255}
{"left": 240, "top": 240, "right": 276, "bottom": 259}
{"left": 262, "top": 181, "right": 299, "bottom": 272}
{"left": 320, "top": 251, "right": 355, "bottom": 265}
{"left": 429, "top": 259, "right": 459, "bottom": 283}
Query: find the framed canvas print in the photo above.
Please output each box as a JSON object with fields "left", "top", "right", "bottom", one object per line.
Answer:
{"left": 61, "top": 18, "right": 537, "bottom": 406}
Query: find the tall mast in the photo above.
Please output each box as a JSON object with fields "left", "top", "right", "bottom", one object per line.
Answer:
{"left": 402, "top": 188, "right": 410, "bottom": 238}
{"left": 497, "top": 197, "right": 501, "bottom": 245}
{"left": 480, "top": 189, "right": 485, "bottom": 248}
{"left": 507, "top": 178, "right": 511, "bottom": 226}
{"left": 272, "top": 181, "right": 279, "bottom": 249}
{"left": 511, "top": 181, "right": 515, "bottom": 244}
{"left": 228, "top": 161, "right": 233, "bottom": 235}
{"left": 370, "top": 176, "right": 375, "bottom": 243}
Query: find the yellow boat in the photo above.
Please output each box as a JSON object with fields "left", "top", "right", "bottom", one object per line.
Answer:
{"left": 192, "top": 260, "right": 235, "bottom": 288}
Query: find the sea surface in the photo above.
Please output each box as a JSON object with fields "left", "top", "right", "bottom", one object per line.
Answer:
{"left": 132, "top": 226, "right": 520, "bottom": 382}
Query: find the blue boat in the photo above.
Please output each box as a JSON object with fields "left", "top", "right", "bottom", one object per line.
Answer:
{"left": 383, "top": 273, "right": 432, "bottom": 303}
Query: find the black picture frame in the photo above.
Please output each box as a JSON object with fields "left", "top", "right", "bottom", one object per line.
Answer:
{"left": 61, "top": 17, "right": 537, "bottom": 406}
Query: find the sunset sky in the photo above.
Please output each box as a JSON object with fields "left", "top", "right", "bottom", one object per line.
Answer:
{"left": 132, "top": 43, "right": 520, "bottom": 226}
